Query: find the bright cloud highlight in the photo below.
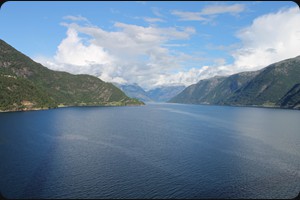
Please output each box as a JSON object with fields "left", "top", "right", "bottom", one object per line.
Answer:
{"left": 35, "top": 6, "right": 300, "bottom": 90}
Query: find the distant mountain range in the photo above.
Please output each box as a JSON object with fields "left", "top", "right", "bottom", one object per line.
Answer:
{"left": 147, "top": 86, "right": 186, "bottom": 102}
{"left": 169, "top": 55, "right": 300, "bottom": 109}
{"left": 113, "top": 83, "right": 153, "bottom": 102}
{"left": 0, "top": 39, "right": 143, "bottom": 112}
{"left": 113, "top": 83, "right": 185, "bottom": 102}
{"left": 2, "top": 38, "right": 299, "bottom": 111}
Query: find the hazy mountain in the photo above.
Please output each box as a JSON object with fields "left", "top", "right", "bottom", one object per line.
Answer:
{"left": 205, "top": 71, "right": 260, "bottom": 105}
{"left": 113, "top": 83, "right": 153, "bottom": 102}
{"left": 170, "top": 55, "right": 300, "bottom": 109}
{"left": 169, "top": 76, "right": 226, "bottom": 104}
{"left": 114, "top": 83, "right": 186, "bottom": 102}
{"left": 147, "top": 85, "right": 186, "bottom": 102}
{"left": 0, "top": 39, "right": 143, "bottom": 112}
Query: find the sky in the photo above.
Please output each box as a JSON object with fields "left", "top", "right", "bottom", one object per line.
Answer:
{"left": 0, "top": 1, "right": 300, "bottom": 90}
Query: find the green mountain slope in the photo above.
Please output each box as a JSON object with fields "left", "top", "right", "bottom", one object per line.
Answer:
{"left": 169, "top": 56, "right": 300, "bottom": 109}
{"left": 169, "top": 76, "right": 226, "bottom": 104}
{"left": 227, "top": 56, "right": 300, "bottom": 107}
{"left": 0, "top": 75, "right": 57, "bottom": 111}
{"left": 202, "top": 71, "right": 259, "bottom": 104}
{"left": 277, "top": 83, "right": 300, "bottom": 109}
{"left": 0, "top": 39, "right": 143, "bottom": 111}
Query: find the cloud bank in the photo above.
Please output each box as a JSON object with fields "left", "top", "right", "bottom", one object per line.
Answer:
{"left": 35, "top": 6, "right": 300, "bottom": 90}
{"left": 157, "top": 6, "right": 300, "bottom": 87}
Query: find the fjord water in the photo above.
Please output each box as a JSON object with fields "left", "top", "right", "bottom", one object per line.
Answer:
{"left": 0, "top": 103, "right": 299, "bottom": 199}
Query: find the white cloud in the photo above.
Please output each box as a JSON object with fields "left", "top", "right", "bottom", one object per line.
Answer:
{"left": 144, "top": 17, "right": 165, "bottom": 23}
{"left": 200, "top": 4, "right": 246, "bottom": 15}
{"left": 171, "top": 3, "right": 246, "bottom": 21}
{"left": 36, "top": 20, "right": 196, "bottom": 90}
{"left": 150, "top": 6, "right": 300, "bottom": 87}
{"left": 63, "top": 15, "right": 89, "bottom": 22}
{"left": 231, "top": 6, "right": 300, "bottom": 71}
{"left": 54, "top": 28, "right": 114, "bottom": 66}
{"left": 171, "top": 10, "right": 208, "bottom": 21}
{"left": 36, "top": 6, "right": 300, "bottom": 90}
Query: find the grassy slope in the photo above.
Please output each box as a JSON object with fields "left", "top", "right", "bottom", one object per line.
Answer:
{"left": 0, "top": 39, "right": 143, "bottom": 111}
{"left": 170, "top": 56, "right": 300, "bottom": 109}
{"left": 169, "top": 76, "right": 226, "bottom": 104}
{"left": 277, "top": 83, "right": 300, "bottom": 109}
{"left": 227, "top": 56, "right": 300, "bottom": 106}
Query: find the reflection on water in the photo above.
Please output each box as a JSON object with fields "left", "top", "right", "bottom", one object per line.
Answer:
{"left": 0, "top": 103, "right": 299, "bottom": 198}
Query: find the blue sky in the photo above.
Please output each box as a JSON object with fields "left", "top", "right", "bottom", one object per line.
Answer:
{"left": 1, "top": 1, "right": 299, "bottom": 89}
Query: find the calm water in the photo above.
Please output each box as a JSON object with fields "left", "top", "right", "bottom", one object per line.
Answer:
{"left": 0, "top": 103, "right": 299, "bottom": 199}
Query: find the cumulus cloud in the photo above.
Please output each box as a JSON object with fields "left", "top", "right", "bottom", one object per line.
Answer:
{"left": 231, "top": 6, "right": 300, "bottom": 71}
{"left": 54, "top": 28, "right": 113, "bottom": 66}
{"left": 35, "top": 18, "right": 196, "bottom": 89}
{"left": 35, "top": 7, "right": 300, "bottom": 90}
{"left": 154, "top": 6, "right": 300, "bottom": 86}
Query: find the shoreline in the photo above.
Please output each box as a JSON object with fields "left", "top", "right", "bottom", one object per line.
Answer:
{"left": 168, "top": 102, "right": 300, "bottom": 111}
{"left": 0, "top": 102, "right": 145, "bottom": 113}
{"left": 0, "top": 107, "right": 51, "bottom": 113}
{"left": 1, "top": 101, "right": 299, "bottom": 113}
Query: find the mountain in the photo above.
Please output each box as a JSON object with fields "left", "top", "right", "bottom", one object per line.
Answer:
{"left": 205, "top": 71, "right": 260, "bottom": 105}
{"left": 0, "top": 39, "right": 144, "bottom": 112}
{"left": 114, "top": 83, "right": 186, "bottom": 102}
{"left": 277, "top": 83, "right": 300, "bottom": 109}
{"left": 147, "top": 85, "right": 186, "bottom": 102}
{"left": 169, "top": 55, "right": 300, "bottom": 109}
{"left": 169, "top": 76, "right": 226, "bottom": 104}
{"left": 113, "top": 83, "right": 153, "bottom": 102}
{"left": 226, "top": 56, "right": 300, "bottom": 107}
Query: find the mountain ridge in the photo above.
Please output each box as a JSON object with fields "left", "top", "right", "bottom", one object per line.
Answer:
{"left": 147, "top": 85, "right": 186, "bottom": 102}
{"left": 169, "top": 55, "right": 300, "bottom": 109}
{"left": 113, "top": 83, "right": 185, "bottom": 103}
{"left": 0, "top": 39, "right": 144, "bottom": 112}
{"left": 113, "top": 83, "right": 153, "bottom": 102}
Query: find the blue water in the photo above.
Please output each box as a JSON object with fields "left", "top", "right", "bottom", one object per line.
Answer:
{"left": 0, "top": 103, "right": 299, "bottom": 198}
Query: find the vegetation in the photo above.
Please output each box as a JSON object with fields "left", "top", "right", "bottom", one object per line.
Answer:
{"left": 169, "top": 76, "right": 226, "bottom": 104}
{"left": 0, "top": 75, "right": 57, "bottom": 111}
{"left": 0, "top": 39, "right": 144, "bottom": 112}
{"left": 277, "top": 83, "right": 300, "bottom": 109}
{"left": 169, "top": 55, "right": 300, "bottom": 109}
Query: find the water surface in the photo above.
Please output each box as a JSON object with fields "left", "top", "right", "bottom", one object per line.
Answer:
{"left": 0, "top": 103, "right": 299, "bottom": 198}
